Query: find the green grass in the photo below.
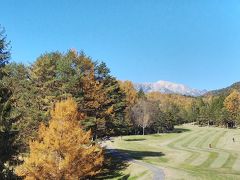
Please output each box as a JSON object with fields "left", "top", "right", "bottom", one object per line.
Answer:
{"left": 110, "top": 125, "right": 240, "bottom": 180}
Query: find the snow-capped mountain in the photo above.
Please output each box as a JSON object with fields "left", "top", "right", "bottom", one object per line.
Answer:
{"left": 134, "top": 80, "right": 207, "bottom": 97}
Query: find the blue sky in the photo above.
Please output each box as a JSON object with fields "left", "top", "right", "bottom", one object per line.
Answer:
{"left": 1, "top": 0, "right": 240, "bottom": 90}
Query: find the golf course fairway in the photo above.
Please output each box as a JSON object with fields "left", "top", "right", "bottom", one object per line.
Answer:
{"left": 109, "top": 124, "right": 240, "bottom": 180}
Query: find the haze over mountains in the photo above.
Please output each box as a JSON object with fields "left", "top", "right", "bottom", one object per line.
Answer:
{"left": 134, "top": 80, "right": 208, "bottom": 97}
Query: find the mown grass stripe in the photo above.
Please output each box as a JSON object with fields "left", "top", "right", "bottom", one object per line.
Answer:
{"left": 183, "top": 131, "right": 214, "bottom": 164}
{"left": 195, "top": 131, "right": 226, "bottom": 168}
{"left": 222, "top": 153, "right": 237, "bottom": 169}
{"left": 167, "top": 130, "right": 207, "bottom": 164}
{"left": 196, "top": 131, "right": 218, "bottom": 148}
{"left": 208, "top": 131, "right": 230, "bottom": 168}
{"left": 182, "top": 131, "right": 208, "bottom": 147}
{"left": 180, "top": 130, "right": 227, "bottom": 168}
{"left": 167, "top": 130, "right": 202, "bottom": 148}
{"left": 198, "top": 151, "right": 218, "bottom": 168}
{"left": 232, "top": 157, "right": 240, "bottom": 172}
{"left": 186, "top": 131, "right": 218, "bottom": 166}
{"left": 211, "top": 131, "right": 227, "bottom": 147}
{"left": 210, "top": 152, "right": 229, "bottom": 169}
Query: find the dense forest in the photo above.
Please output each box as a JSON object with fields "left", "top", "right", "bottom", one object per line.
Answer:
{"left": 1, "top": 26, "right": 240, "bottom": 179}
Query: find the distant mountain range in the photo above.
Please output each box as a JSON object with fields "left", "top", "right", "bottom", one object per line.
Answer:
{"left": 134, "top": 80, "right": 207, "bottom": 97}
{"left": 205, "top": 82, "right": 240, "bottom": 96}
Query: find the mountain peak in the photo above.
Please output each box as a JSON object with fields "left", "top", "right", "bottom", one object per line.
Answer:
{"left": 134, "top": 80, "right": 207, "bottom": 97}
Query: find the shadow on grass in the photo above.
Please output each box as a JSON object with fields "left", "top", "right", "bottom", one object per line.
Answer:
{"left": 172, "top": 128, "right": 191, "bottom": 133}
{"left": 116, "top": 149, "right": 165, "bottom": 160}
{"left": 95, "top": 149, "right": 129, "bottom": 179}
{"left": 95, "top": 148, "right": 165, "bottom": 179}
{"left": 124, "top": 138, "right": 146, "bottom": 141}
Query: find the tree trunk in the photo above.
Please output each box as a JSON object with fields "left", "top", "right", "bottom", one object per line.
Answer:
{"left": 143, "top": 127, "right": 145, "bottom": 135}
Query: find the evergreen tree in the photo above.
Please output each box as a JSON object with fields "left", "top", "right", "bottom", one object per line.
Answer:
{"left": 2, "top": 63, "right": 42, "bottom": 150}
{"left": 0, "top": 25, "right": 10, "bottom": 79}
{"left": 0, "top": 88, "right": 19, "bottom": 179}
{"left": 137, "top": 88, "right": 146, "bottom": 99}
{"left": 94, "top": 62, "right": 126, "bottom": 136}
{"left": 0, "top": 25, "right": 18, "bottom": 178}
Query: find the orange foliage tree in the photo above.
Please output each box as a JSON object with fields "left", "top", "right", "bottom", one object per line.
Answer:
{"left": 15, "top": 98, "right": 103, "bottom": 180}
{"left": 119, "top": 80, "right": 138, "bottom": 133}
{"left": 224, "top": 90, "right": 240, "bottom": 126}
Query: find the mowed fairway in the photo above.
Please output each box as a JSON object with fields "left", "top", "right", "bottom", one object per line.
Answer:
{"left": 110, "top": 125, "right": 240, "bottom": 180}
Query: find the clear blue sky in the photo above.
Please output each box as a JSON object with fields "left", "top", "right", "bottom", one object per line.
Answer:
{"left": 1, "top": 0, "right": 240, "bottom": 90}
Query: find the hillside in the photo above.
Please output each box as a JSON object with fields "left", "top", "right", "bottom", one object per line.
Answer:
{"left": 205, "top": 82, "right": 240, "bottom": 97}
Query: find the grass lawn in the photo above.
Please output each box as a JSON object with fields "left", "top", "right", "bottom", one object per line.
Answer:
{"left": 109, "top": 124, "right": 240, "bottom": 180}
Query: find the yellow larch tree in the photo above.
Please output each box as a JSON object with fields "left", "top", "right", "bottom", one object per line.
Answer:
{"left": 119, "top": 80, "right": 138, "bottom": 106}
{"left": 224, "top": 90, "right": 240, "bottom": 125}
{"left": 119, "top": 80, "right": 138, "bottom": 131}
{"left": 15, "top": 97, "right": 103, "bottom": 180}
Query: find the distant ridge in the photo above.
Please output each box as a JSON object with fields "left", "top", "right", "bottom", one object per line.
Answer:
{"left": 205, "top": 82, "right": 240, "bottom": 96}
{"left": 134, "top": 80, "right": 207, "bottom": 97}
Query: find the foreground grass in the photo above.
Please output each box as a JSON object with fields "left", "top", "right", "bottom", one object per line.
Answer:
{"left": 110, "top": 125, "right": 240, "bottom": 180}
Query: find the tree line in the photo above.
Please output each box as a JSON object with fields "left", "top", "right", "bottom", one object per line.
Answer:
{"left": 145, "top": 90, "right": 240, "bottom": 129}
{"left": 190, "top": 91, "right": 240, "bottom": 128}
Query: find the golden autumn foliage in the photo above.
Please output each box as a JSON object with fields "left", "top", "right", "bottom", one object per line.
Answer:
{"left": 119, "top": 81, "right": 138, "bottom": 106}
{"left": 224, "top": 90, "right": 240, "bottom": 119}
{"left": 147, "top": 92, "right": 194, "bottom": 111}
{"left": 80, "top": 70, "right": 108, "bottom": 117}
{"left": 15, "top": 98, "right": 104, "bottom": 180}
{"left": 119, "top": 81, "right": 138, "bottom": 127}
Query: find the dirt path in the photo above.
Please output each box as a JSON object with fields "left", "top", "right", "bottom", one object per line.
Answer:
{"left": 105, "top": 143, "right": 165, "bottom": 180}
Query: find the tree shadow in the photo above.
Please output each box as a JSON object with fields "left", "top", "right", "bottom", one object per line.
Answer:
{"left": 95, "top": 149, "right": 129, "bottom": 179}
{"left": 172, "top": 128, "right": 191, "bottom": 133}
{"left": 121, "top": 174, "right": 130, "bottom": 180}
{"left": 124, "top": 138, "right": 146, "bottom": 141}
{"left": 95, "top": 148, "right": 165, "bottom": 179}
{"left": 116, "top": 149, "right": 165, "bottom": 160}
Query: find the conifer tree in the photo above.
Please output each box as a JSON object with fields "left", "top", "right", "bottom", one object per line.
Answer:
{"left": 16, "top": 98, "right": 103, "bottom": 179}
{"left": 0, "top": 25, "right": 17, "bottom": 178}
{"left": 0, "top": 25, "right": 10, "bottom": 79}
{"left": 2, "top": 63, "right": 42, "bottom": 150}
{"left": 137, "top": 88, "right": 146, "bottom": 100}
